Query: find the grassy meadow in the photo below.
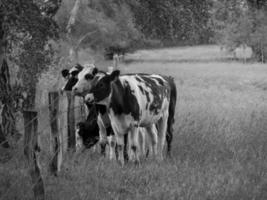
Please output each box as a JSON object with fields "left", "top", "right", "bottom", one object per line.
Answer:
{"left": 1, "top": 45, "right": 267, "bottom": 200}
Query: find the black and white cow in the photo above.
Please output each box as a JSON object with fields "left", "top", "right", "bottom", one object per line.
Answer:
{"left": 61, "top": 64, "right": 116, "bottom": 158}
{"left": 61, "top": 64, "right": 130, "bottom": 160}
{"left": 74, "top": 69, "right": 177, "bottom": 165}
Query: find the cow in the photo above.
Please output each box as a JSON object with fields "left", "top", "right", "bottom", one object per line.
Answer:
{"left": 75, "top": 69, "right": 177, "bottom": 165}
{"left": 63, "top": 64, "right": 155, "bottom": 161}
{"left": 61, "top": 64, "right": 117, "bottom": 159}
{"left": 75, "top": 103, "right": 124, "bottom": 160}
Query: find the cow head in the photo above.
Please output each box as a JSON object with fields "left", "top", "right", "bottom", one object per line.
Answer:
{"left": 85, "top": 70, "right": 120, "bottom": 104}
{"left": 72, "top": 67, "right": 106, "bottom": 96}
{"left": 61, "top": 63, "right": 84, "bottom": 91}
{"left": 75, "top": 121, "right": 99, "bottom": 151}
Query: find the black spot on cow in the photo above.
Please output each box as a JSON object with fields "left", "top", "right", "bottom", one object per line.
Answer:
{"left": 64, "top": 76, "right": 78, "bottom": 91}
{"left": 138, "top": 85, "right": 144, "bottom": 94}
{"left": 76, "top": 121, "right": 99, "bottom": 148}
{"left": 144, "top": 90, "right": 150, "bottom": 103}
{"left": 111, "top": 80, "right": 140, "bottom": 121}
{"left": 135, "top": 76, "right": 142, "bottom": 83}
{"left": 76, "top": 105, "right": 99, "bottom": 149}
{"left": 96, "top": 104, "right": 107, "bottom": 115}
{"left": 140, "top": 76, "right": 170, "bottom": 115}
{"left": 153, "top": 77, "right": 164, "bottom": 86}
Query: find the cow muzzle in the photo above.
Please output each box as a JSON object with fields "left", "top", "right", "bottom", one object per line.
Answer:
{"left": 72, "top": 87, "right": 83, "bottom": 96}
{"left": 85, "top": 93, "right": 95, "bottom": 103}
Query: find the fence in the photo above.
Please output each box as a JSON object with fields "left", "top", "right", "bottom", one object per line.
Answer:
{"left": 0, "top": 59, "right": 120, "bottom": 200}
{"left": 0, "top": 90, "right": 86, "bottom": 200}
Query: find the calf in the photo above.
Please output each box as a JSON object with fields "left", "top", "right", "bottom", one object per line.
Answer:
{"left": 79, "top": 70, "right": 177, "bottom": 165}
{"left": 75, "top": 104, "right": 100, "bottom": 151}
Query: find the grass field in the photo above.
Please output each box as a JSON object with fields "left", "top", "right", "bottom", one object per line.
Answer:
{"left": 1, "top": 45, "right": 267, "bottom": 200}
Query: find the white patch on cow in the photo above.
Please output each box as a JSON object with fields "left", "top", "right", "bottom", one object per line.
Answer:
{"left": 75, "top": 128, "right": 83, "bottom": 151}
{"left": 109, "top": 110, "right": 134, "bottom": 136}
{"left": 97, "top": 114, "right": 107, "bottom": 144}
{"left": 85, "top": 93, "right": 94, "bottom": 103}
{"left": 73, "top": 64, "right": 96, "bottom": 95}
{"left": 107, "top": 135, "right": 116, "bottom": 160}
{"left": 69, "top": 66, "right": 79, "bottom": 74}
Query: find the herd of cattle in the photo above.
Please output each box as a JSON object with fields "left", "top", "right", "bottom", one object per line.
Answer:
{"left": 61, "top": 63, "right": 177, "bottom": 165}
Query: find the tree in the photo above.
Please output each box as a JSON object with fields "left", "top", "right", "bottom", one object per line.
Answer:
{"left": 128, "top": 0, "right": 213, "bottom": 46}
{"left": 1, "top": 0, "right": 60, "bottom": 109}
{"left": 0, "top": 0, "right": 60, "bottom": 147}
{"left": 211, "top": 0, "right": 267, "bottom": 62}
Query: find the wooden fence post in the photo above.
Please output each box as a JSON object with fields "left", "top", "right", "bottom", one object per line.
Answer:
{"left": 66, "top": 92, "right": 76, "bottom": 149}
{"left": 48, "top": 92, "right": 62, "bottom": 175}
{"left": 23, "top": 111, "right": 45, "bottom": 200}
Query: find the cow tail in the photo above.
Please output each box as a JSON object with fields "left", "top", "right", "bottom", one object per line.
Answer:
{"left": 166, "top": 76, "right": 177, "bottom": 156}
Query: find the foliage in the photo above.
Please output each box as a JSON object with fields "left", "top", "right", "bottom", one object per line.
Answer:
{"left": 211, "top": 0, "right": 267, "bottom": 62}
{"left": 1, "top": 0, "right": 60, "bottom": 108}
{"left": 128, "top": 0, "right": 213, "bottom": 46}
{"left": 56, "top": 0, "right": 141, "bottom": 60}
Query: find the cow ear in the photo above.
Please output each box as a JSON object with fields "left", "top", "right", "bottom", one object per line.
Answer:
{"left": 110, "top": 70, "right": 120, "bottom": 81}
{"left": 92, "top": 67, "right": 98, "bottom": 75}
{"left": 61, "top": 69, "right": 69, "bottom": 78}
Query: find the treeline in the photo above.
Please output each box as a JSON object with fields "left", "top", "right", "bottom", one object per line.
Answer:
{"left": 212, "top": 0, "right": 267, "bottom": 62}
{"left": 61, "top": 0, "right": 267, "bottom": 61}
{"left": 128, "top": 0, "right": 212, "bottom": 46}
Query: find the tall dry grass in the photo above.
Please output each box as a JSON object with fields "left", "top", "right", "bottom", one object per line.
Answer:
{"left": 1, "top": 45, "right": 267, "bottom": 200}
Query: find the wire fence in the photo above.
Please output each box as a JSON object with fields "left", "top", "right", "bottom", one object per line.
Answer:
{"left": 0, "top": 92, "right": 87, "bottom": 200}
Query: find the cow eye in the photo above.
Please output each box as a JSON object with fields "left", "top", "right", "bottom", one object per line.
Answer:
{"left": 85, "top": 73, "right": 94, "bottom": 80}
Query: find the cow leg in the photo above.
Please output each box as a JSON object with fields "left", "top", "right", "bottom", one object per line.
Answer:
{"left": 157, "top": 113, "right": 169, "bottom": 161}
{"left": 123, "top": 134, "right": 129, "bottom": 161}
{"left": 107, "top": 135, "right": 116, "bottom": 160}
{"left": 129, "top": 126, "right": 140, "bottom": 165}
{"left": 145, "top": 125, "right": 158, "bottom": 158}
{"left": 127, "top": 132, "right": 134, "bottom": 161}
{"left": 97, "top": 115, "right": 107, "bottom": 156}
{"left": 115, "top": 134, "right": 125, "bottom": 166}
{"left": 139, "top": 129, "right": 146, "bottom": 157}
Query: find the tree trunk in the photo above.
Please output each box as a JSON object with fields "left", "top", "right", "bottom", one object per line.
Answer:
{"left": 0, "top": 9, "right": 9, "bottom": 147}
{"left": 66, "top": 0, "right": 81, "bottom": 34}
{"left": 0, "top": 59, "right": 18, "bottom": 147}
